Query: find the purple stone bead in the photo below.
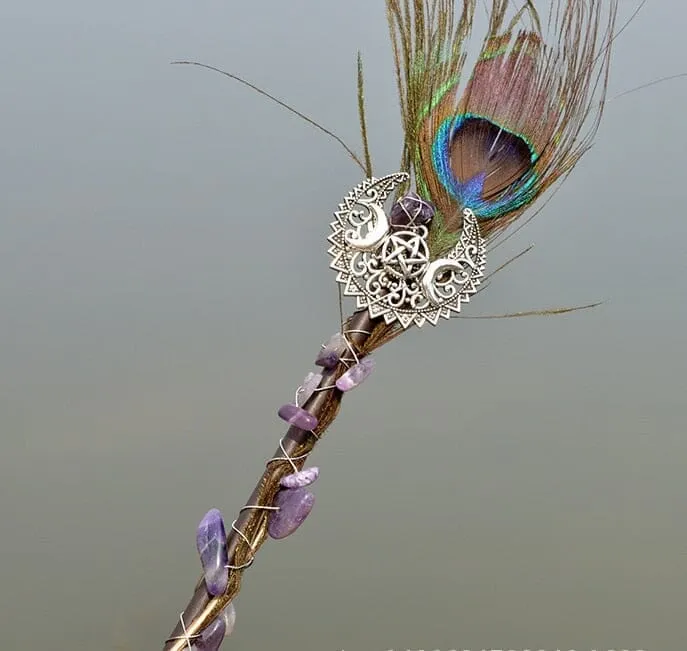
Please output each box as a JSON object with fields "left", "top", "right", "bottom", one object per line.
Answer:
{"left": 193, "top": 602, "right": 236, "bottom": 649}
{"left": 336, "top": 357, "right": 375, "bottom": 392}
{"left": 196, "top": 509, "right": 228, "bottom": 597}
{"left": 193, "top": 615, "right": 225, "bottom": 651}
{"left": 278, "top": 403, "right": 318, "bottom": 430}
{"left": 268, "top": 487, "right": 315, "bottom": 539}
{"left": 315, "top": 333, "right": 347, "bottom": 368}
{"left": 280, "top": 466, "right": 320, "bottom": 489}
{"left": 297, "top": 371, "right": 322, "bottom": 407}
{"left": 389, "top": 192, "right": 435, "bottom": 228}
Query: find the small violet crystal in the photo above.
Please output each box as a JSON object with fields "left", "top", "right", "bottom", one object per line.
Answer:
{"left": 315, "top": 333, "right": 348, "bottom": 369}
{"left": 336, "top": 357, "right": 375, "bottom": 392}
{"left": 389, "top": 192, "right": 435, "bottom": 228}
{"left": 192, "top": 615, "right": 225, "bottom": 651}
{"left": 196, "top": 508, "right": 228, "bottom": 597}
{"left": 297, "top": 371, "right": 322, "bottom": 407}
{"left": 268, "top": 487, "right": 315, "bottom": 539}
{"left": 194, "top": 602, "right": 235, "bottom": 650}
{"left": 280, "top": 466, "right": 320, "bottom": 489}
{"left": 278, "top": 403, "right": 319, "bottom": 430}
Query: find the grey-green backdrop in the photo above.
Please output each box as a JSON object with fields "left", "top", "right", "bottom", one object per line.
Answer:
{"left": 1, "top": 2, "right": 686, "bottom": 650}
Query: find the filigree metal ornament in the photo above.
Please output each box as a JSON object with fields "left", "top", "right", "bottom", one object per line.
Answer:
{"left": 328, "top": 173, "right": 487, "bottom": 329}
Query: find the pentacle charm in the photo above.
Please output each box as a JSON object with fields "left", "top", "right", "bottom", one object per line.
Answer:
{"left": 327, "top": 173, "right": 487, "bottom": 328}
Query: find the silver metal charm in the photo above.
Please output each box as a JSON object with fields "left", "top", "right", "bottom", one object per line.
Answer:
{"left": 328, "top": 173, "right": 486, "bottom": 329}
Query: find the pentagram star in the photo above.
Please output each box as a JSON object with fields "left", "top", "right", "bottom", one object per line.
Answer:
{"left": 380, "top": 234, "right": 428, "bottom": 275}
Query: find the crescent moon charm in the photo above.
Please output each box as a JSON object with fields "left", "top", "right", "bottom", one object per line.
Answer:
{"left": 422, "top": 208, "right": 485, "bottom": 305}
{"left": 343, "top": 199, "right": 390, "bottom": 251}
{"left": 422, "top": 259, "right": 471, "bottom": 305}
{"left": 328, "top": 176, "right": 486, "bottom": 329}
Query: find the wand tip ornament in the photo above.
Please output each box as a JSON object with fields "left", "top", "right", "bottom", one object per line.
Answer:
{"left": 328, "top": 173, "right": 486, "bottom": 329}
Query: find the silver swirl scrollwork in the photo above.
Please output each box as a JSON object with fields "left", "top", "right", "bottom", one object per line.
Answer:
{"left": 328, "top": 174, "right": 486, "bottom": 329}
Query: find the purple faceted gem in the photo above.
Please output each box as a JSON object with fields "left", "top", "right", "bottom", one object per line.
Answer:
{"left": 193, "top": 602, "right": 236, "bottom": 649}
{"left": 297, "top": 371, "right": 322, "bottom": 407}
{"left": 196, "top": 509, "right": 228, "bottom": 597}
{"left": 336, "top": 357, "right": 375, "bottom": 392}
{"left": 389, "top": 192, "right": 435, "bottom": 228}
{"left": 193, "top": 615, "right": 226, "bottom": 651}
{"left": 278, "top": 403, "right": 318, "bottom": 430}
{"left": 268, "top": 487, "right": 315, "bottom": 539}
{"left": 280, "top": 466, "right": 320, "bottom": 489}
{"left": 315, "top": 333, "right": 348, "bottom": 368}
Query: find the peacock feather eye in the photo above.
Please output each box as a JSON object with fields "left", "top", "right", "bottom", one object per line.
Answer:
{"left": 387, "top": 0, "right": 618, "bottom": 247}
{"left": 432, "top": 114, "right": 539, "bottom": 220}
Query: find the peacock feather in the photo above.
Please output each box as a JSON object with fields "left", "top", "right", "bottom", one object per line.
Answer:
{"left": 386, "top": 0, "right": 618, "bottom": 256}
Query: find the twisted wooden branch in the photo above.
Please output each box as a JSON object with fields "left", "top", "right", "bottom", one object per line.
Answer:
{"left": 162, "top": 310, "right": 400, "bottom": 650}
